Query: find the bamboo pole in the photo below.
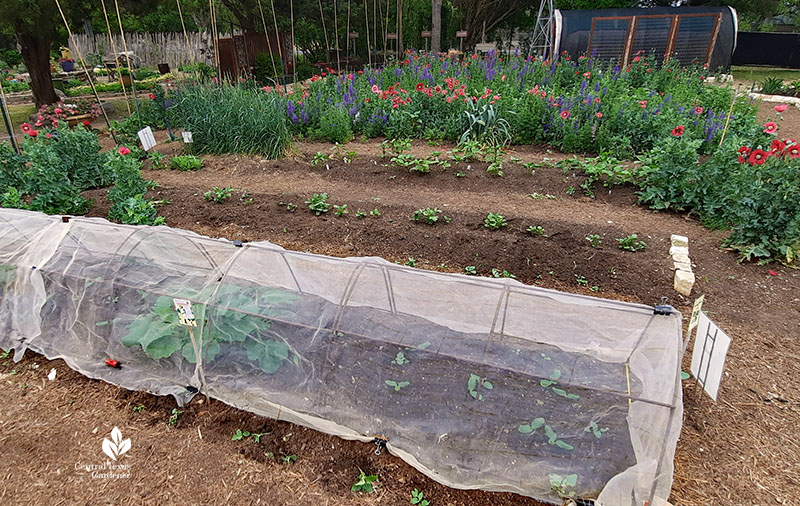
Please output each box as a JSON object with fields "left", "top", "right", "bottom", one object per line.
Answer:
{"left": 113, "top": 0, "right": 142, "bottom": 126}
{"left": 55, "top": 0, "right": 117, "bottom": 141}
{"left": 346, "top": 0, "right": 351, "bottom": 57}
{"left": 334, "top": 0, "right": 341, "bottom": 72}
{"left": 318, "top": 0, "right": 330, "bottom": 60}
{"left": 257, "top": 0, "right": 280, "bottom": 81}
{"left": 364, "top": 0, "right": 371, "bottom": 67}
{"left": 290, "top": 0, "right": 297, "bottom": 84}
{"left": 100, "top": 0, "right": 131, "bottom": 115}
{"left": 268, "top": 0, "right": 287, "bottom": 91}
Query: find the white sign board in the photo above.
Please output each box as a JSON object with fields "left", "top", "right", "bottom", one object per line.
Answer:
{"left": 137, "top": 126, "right": 157, "bottom": 151}
{"left": 690, "top": 312, "right": 731, "bottom": 401}
{"left": 181, "top": 131, "right": 193, "bottom": 143}
{"left": 173, "top": 298, "right": 197, "bottom": 327}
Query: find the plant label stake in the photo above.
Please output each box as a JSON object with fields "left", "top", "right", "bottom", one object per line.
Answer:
{"left": 182, "top": 131, "right": 193, "bottom": 144}
{"left": 689, "top": 312, "right": 731, "bottom": 402}
{"left": 138, "top": 126, "right": 157, "bottom": 151}
{"left": 684, "top": 295, "right": 704, "bottom": 354}
{"left": 173, "top": 298, "right": 205, "bottom": 391}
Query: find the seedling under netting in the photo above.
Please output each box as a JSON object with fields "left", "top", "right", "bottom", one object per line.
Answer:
{"left": 0, "top": 209, "right": 683, "bottom": 505}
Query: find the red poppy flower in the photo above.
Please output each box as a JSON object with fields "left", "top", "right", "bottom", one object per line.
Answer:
{"left": 764, "top": 122, "right": 778, "bottom": 135}
{"left": 639, "top": 100, "right": 647, "bottom": 108}
{"left": 416, "top": 83, "right": 424, "bottom": 91}
{"left": 20, "top": 123, "right": 31, "bottom": 133}
{"left": 770, "top": 139, "right": 786, "bottom": 154}
{"left": 595, "top": 112, "right": 603, "bottom": 118}
{"left": 54, "top": 107, "right": 63, "bottom": 115}
{"left": 788, "top": 144, "right": 800, "bottom": 158}
{"left": 82, "top": 120, "right": 91, "bottom": 127}
{"left": 671, "top": 125, "right": 685, "bottom": 137}
{"left": 148, "top": 93, "right": 156, "bottom": 100}
{"left": 633, "top": 56, "right": 641, "bottom": 62}
{"left": 118, "top": 146, "right": 131, "bottom": 156}
{"left": 560, "top": 110, "right": 570, "bottom": 119}
{"left": 748, "top": 149, "right": 770, "bottom": 165}
{"left": 738, "top": 155, "right": 747, "bottom": 164}
{"left": 737, "top": 146, "right": 750, "bottom": 155}
{"left": 775, "top": 104, "right": 788, "bottom": 113}
{"left": 28, "top": 129, "right": 38, "bottom": 137}
{"left": 583, "top": 72, "right": 591, "bottom": 79}
{"left": 694, "top": 106, "right": 703, "bottom": 114}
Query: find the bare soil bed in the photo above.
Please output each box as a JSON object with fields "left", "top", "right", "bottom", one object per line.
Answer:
{"left": 1, "top": 134, "right": 799, "bottom": 506}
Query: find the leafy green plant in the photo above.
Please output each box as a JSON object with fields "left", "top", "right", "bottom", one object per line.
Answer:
{"left": 147, "top": 151, "right": 167, "bottom": 169}
{"left": 760, "top": 77, "right": 784, "bottom": 95}
{"left": 411, "top": 207, "right": 450, "bottom": 225}
{"left": 305, "top": 193, "right": 330, "bottom": 215}
{"left": 491, "top": 268, "right": 515, "bottom": 278}
{"left": 351, "top": 470, "right": 378, "bottom": 493}
{"left": 410, "top": 489, "right": 430, "bottom": 505}
{"left": 170, "top": 154, "right": 204, "bottom": 171}
{"left": 617, "top": 234, "right": 647, "bottom": 252}
{"left": 460, "top": 102, "right": 512, "bottom": 147}
{"left": 385, "top": 379, "right": 410, "bottom": 391}
{"left": 167, "top": 408, "right": 182, "bottom": 426}
{"left": 381, "top": 137, "right": 412, "bottom": 158}
{"left": 464, "top": 266, "right": 477, "bottom": 275}
{"left": 392, "top": 352, "right": 409, "bottom": 366}
{"left": 333, "top": 204, "right": 348, "bottom": 217}
{"left": 585, "top": 234, "right": 601, "bottom": 248}
{"left": 527, "top": 225, "right": 545, "bottom": 236}
{"left": 584, "top": 420, "right": 609, "bottom": 439}
{"left": 204, "top": 186, "right": 234, "bottom": 203}
{"left": 549, "top": 473, "right": 578, "bottom": 498}
{"left": 282, "top": 454, "right": 297, "bottom": 464}
{"left": 484, "top": 213, "right": 507, "bottom": 230}
{"left": 467, "top": 373, "right": 493, "bottom": 401}
{"left": 449, "top": 139, "right": 484, "bottom": 162}
{"left": 575, "top": 275, "right": 588, "bottom": 287}
{"left": 311, "top": 152, "right": 330, "bottom": 165}
{"left": 232, "top": 429, "right": 251, "bottom": 441}
{"left": 369, "top": 208, "right": 381, "bottom": 217}
{"left": 132, "top": 405, "right": 144, "bottom": 413}
{"left": 517, "top": 417, "right": 574, "bottom": 450}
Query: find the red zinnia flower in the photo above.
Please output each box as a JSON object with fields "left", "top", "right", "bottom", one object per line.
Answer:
{"left": 560, "top": 110, "right": 570, "bottom": 119}
{"left": 748, "top": 149, "right": 770, "bottom": 165}
{"left": 764, "top": 122, "right": 778, "bottom": 135}
{"left": 416, "top": 83, "right": 424, "bottom": 91}
{"left": 20, "top": 123, "right": 31, "bottom": 133}
{"left": 118, "top": 146, "right": 131, "bottom": 156}
{"left": 775, "top": 104, "right": 788, "bottom": 113}
{"left": 671, "top": 125, "right": 685, "bottom": 137}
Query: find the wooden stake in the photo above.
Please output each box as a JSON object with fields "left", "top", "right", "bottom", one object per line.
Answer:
{"left": 100, "top": 0, "right": 131, "bottom": 115}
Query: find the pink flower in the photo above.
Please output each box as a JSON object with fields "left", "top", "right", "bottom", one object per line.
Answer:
{"left": 694, "top": 106, "right": 703, "bottom": 114}
{"left": 775, "top": 104, "right": 788, "bottom": 113}
{"left": 583, "top": 72, "right": 591, "bottom": 79}
{"left": 672, "top": 125, "right": 685, "bottom": 137}
{"left": 768, "top": 270, "right": 778, "bottom": 276}
{"left": 560, "top": 110, "right": 570, "bottom": 119}
{"left": 118, "top": 146, "right": 131, "bottom": 156}
{"left": 764, "top": 122, "right": 778, "bottom": 135}
{"left": 54, "top": 107, "right": 63, "bottom": 114}
{"left": 20, "top": 123, "right": 31, "bottom": 133}
{"left": 595, "top": 112, "right": 603, "bottom": 118}
{"left": 371, "top": 84, "right": 380, "bottom": 93}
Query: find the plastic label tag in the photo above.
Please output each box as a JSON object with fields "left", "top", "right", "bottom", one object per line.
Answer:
{"left": 173, "top": 298, "right": 197, "bottom": 327}
{"left": 182, "top": 131, "right": 193, "bottom": 143}
{"left": 688, "top": 295, "right": 704, "bottom": 333}
{"left": 138, "top": 126, "right": 157, "bottom": 151}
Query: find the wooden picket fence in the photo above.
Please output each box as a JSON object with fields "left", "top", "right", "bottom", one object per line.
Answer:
{"left": 68, "top": 31, "right": 228, "bottom": 69}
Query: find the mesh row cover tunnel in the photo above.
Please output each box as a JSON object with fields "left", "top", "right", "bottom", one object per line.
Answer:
{"left": 0, "top": 209, "right": 683, "bottom": 505}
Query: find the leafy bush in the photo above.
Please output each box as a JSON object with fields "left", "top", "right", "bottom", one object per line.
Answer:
{"left": 760, "top": 77, "right": 784, "bottom": 95}
{"left": 108, "top": 195, "right": 164, "bottom": 225}
{"left": 411, "top": 207, "right": 450, "bottom": 225}
{"left": 316, "top": 106, "right": 352, "bottom": 144}
{"left": 170, "top": 155, "right": 204, "bottom": 171}
{"left": 203, "top": 186, "right": 234, "bottom": 203}
{"left": 484, "top": 213, "right": 508, "bottom": 230}
{"left": 460, "top": 102, "right": 512, "bottom": 146}
{"left": 178, "top": 62, "right": 216, "bottom": 80}
{"left": 174, "top": 84, "right": 291, "bottom": 158}
{"left": 254, "top": 52, "right": 283, "bottom": 85}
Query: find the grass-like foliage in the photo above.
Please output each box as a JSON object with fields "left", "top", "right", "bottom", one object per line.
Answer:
{"left": 174, "top": 84, "right": 291, "bottom": 158}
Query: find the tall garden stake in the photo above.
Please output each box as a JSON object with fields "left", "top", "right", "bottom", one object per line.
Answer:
{"left": 113, "top": 0, "right": 142, "bottom": 128}
{"left": 100, "top": 0, "right": 131, "bottom": 116}
{"left": 258, "top": 0, "right": 280, "bottom": 83}
{"left": 54, "top": 0, "right": 117, "bottom": 143}
{"left": 0, "top": 79, "right": 20, "bottom": 154}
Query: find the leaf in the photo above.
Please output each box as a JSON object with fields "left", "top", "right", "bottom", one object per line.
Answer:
{"left": 544, "top": 425, "right": 557, "bottom": 444}
{"left": 244, "top": 337, "right": 289, "bottom": 373}
{"left": 518, "top": 424, "right": 533, "bottom": 434}
{"left": 102, "top": 438, "right": 117, "bottom": 461}
{"left": 539, "top": 379, "right": 554, "bottom": 387}
{"left": 416, "top": 342, "right": 431, "bottom": 350}
{"left": 111, "top": 427, "right": 123, "bottom": 446}
{"left": 565, "top": 474, "right": 578, "bottom": 487}
{"left": 397, "top": 381, "right": 410, "bottom": 389}
{"left": 549, "top": 473, "right": 563, "bottom": 488}
{"left": 117, "top": 438, "right": 131, "bottom": 455}
{"left": 482, "top": 380, "right": 493, "bottom": 390}
{"left": 530, "top": 417, "right": 545, "bottom": 430}
{"left": 681, "top": 371, "right": 690, "bottom": 380}
{"left": 385, "top": 380, "right": 398, "bottom": 388}
{"left": 550, "top": 369, "right": 562, "bottom": 380}
{"left": 469, "top": 390, "right": 478, "bottom": 399}
{"left": 552, "top": 387, "right": 567, "bottom": 397}
{"left": 566, "top": 393, "right": 581, "bottom": 400}
{"left": 467, "top": 374, "right": 479, "bottom": 392}
{"left": 555, "top": 440, "right": 574, "bottom": 451}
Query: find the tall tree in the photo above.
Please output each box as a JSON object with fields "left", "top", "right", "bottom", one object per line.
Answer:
{"left": 431, "top": 0, "right": 442, "bottom": 52}
{"left": 451, "top": 0, "right": 524, "bottom": 49}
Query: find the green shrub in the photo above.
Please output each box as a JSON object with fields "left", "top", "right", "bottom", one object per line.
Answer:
{"left": 254, "top": 52, "right": 283, "bottom": 85}
{"left": 108, "top": 195, "right": 164, "bottom": 225}
{"left": 316, "top": 106, "right": 352, "bottom": 144}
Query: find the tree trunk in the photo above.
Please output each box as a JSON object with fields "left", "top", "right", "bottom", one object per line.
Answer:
{"left": 17, "top": 32, "right": 58, "bottom": 108}
{"left": 431, "top": 0, "right": 442, "bottom": 53}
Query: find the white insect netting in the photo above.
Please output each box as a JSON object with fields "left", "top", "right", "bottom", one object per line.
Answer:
{"left": 0, "top": 209, "right": 683, "bottom": 505}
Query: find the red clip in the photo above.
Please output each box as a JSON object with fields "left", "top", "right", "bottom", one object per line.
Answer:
{"left": 105, "top": 359, "right": 121, "bottom": 368}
